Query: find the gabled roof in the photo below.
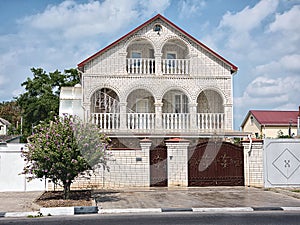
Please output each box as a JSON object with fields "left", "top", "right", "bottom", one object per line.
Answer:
{"left": 77, "top": 14, "right": 238, "bottom": 73}
{"left": 241, "top": 110, "right": 299, "bottom": 127}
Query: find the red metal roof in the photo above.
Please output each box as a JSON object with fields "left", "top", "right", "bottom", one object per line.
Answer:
{"left": 77, "top": 14, "right": 238, "bottom": 73}
{"left": 250, "top": 110, "right": 298, "bottom": 126}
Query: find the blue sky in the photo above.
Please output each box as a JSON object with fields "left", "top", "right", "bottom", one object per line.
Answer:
{"left": 0, "top": 0, "right": 299, "bottom": 130}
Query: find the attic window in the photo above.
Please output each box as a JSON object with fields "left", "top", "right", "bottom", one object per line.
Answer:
{"left": 250, "top": 116, "right": 254, "bottom": 125}
{"left": 153, "top": 24, "right": 162, "bottom": 34}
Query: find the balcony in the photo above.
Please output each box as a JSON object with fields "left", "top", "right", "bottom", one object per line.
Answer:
{"left": 126, "top": 58, "right": 155, "bottom": 74}
{"left": 161, "top": 59, "right": 189, "bottom": 75}
{"left": 126, "top": 58, "right": 189, "bottom": 75}
{"left": 90, "top": 112, "right": 224, "bottom": 132}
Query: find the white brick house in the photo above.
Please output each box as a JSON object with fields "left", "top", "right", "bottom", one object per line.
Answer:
{"left": 58, "top": 14, "right": 248, "bottom": 188}
{"left": 60, "top": 14, "right": 239, "bottom": 142}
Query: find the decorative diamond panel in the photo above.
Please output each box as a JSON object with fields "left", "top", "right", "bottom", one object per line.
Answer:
{"left": 272, "top": 148, "right": 300, "bottom": 179}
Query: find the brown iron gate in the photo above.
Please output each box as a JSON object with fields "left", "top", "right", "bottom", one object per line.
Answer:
{"left": 188, "top": 141, "right": 244, "bottom": 186}
{"left": 150, "top": 144, "right": 167, "bottom": 187}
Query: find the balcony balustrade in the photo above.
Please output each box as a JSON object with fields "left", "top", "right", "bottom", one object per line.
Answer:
{"left": 91, "top": 112, "right": 224, "bottom": 132}
{"left": 126, "top": 58, "right": 189, "bottom": 75}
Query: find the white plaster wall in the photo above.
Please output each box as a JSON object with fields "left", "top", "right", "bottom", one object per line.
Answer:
{"left": 0, "top": 144, "right": 46, "bottom": 192}
{"left": 264, "top": 139, "right": 300, "bottom": 187}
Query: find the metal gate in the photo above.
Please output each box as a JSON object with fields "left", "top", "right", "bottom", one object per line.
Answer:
{"left": 188, "top": 141, "right": 244, "bottom": 186}
{"left": 150, "top": 144, "right": 167, "bottom": 187}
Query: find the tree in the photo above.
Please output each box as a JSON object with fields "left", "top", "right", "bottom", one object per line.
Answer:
{"left": 16, "top": 68, "right": 80, "bottom": 140}
{"left": 22, "top": 115, "right": 110, "bottom": 199}
{"left": 0, "top": 101, "right": 22, "bottom": 134}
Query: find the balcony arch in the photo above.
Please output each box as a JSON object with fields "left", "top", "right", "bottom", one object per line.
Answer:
{"left": 126, "top": 37, "right": 156, "bottom": 74}
{"left": 126, "top": 89, "right": 155, "bottom": 130}
{"left": 90, "top": 88, "right": 120, "bottom": 130}
{"left": 162, "top": 89, "right": 190, "bottom": 130}
{"left": 196, "top": 89, "right": 225, "bottom": 130}
{"left": 161, "top": 37, "right": 190, "bottom": 75}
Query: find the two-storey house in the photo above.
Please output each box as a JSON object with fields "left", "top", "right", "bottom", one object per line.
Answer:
{"left": 60, "top": 14, "right": 239, "bottom": 148}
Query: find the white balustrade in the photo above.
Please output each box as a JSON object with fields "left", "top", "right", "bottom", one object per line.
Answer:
{"left": 127, "top": 58, "right": 155, "bottom": 74}
{"left": 91, "top": 112, "right": 224, "bottom": 132}
{"left": 127, "top": 113, "right": 155, "bottom": 130}
{"left": 162, "top": 113, "right": 190, "bottom": 130}
{"left": 91, "top": 113, "right": 120, "bottom": 130}
{"left": 162, "top": 59, "right": 189, "bottom": 75}
{"left": 196, "top": 113, "right": 224, "bottom": 130}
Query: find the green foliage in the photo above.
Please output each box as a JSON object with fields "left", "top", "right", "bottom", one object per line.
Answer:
{"left": 22, "top": 115, "right": 110, "bottom": 199}
{"left": 0, "top": 101, "right": 21, "bottom": 134}
{"left": 277, "top": 130, "right": 292, "bottom": 138}
{"left": 16, "top": 68, "right": 80, "bottom": 140}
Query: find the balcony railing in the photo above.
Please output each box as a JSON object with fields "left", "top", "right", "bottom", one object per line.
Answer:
{"left": 127, "top": 113, "right": 155, "bottom": 130}
{"left": 91, "top": 112, "right": 224, "bottom": 132}
{"left": 91, "top": 113, "right": 120, "bottom": 130}
{"left": 126, "top": 58, "right": 190, "bottom": 75}
{"left": 126, "top": 58, "right": 155, "bottom": 74}
{"left": 162, "top": 59, "right": 189, "bottom": 75}
{"left": 162, "top": 113, "right": 190, "bottom": 130}
{"left": 196, "top": 113, "right": 224, "bottom": 130}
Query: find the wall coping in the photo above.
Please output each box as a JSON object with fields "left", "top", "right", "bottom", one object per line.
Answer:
{"left": 241, "top": 138, "right": 263, "bottom": 143}
{"left": 165, "top": 137, "right": 190, "bottom": 143}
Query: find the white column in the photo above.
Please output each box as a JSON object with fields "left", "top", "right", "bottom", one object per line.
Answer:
{"left": 165, "top": 138, "right": 190, "bottom": 187}
{"left": 189, "top": 102, "right": 197, "bottom": 130}
{"left": 140, "top": 139, "right": 152, "bottom": 187}
{"left": 119, "top": 102, "right": 127, "bottom": 131}
{"left": 224, "top": 104, "right": 233, "bottom": 130}
{"left": 82, "top": 103, "right": 91, "bottom": 123}
{"left": 155, "top": 53, "right": 162, "bottom": 75}
{"left": 154, "top": 100, "right": 163, "bottom": 130}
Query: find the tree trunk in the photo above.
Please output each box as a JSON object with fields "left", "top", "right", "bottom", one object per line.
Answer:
{"left": 63, "top": 182, "right": 71, "bottom": 200}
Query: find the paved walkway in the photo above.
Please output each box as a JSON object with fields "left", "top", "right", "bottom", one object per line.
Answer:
{"left": 93, "top": 187, "right": 300, "bottom": 209}
{"left": 1, "top": 187, "right": 300, "bottom": 213}
{"left": 0, "top": 191, "right": 42, "bottom": 212}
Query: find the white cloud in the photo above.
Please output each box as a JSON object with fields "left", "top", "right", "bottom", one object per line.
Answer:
{"left": 0, "top": 0, "right": 170, "bottom": 101}
{"left": 269, "top": 5, "right": 300, "bottom": 33}
{"left": 219, "top": 0, "right": 279, "bottom": 32}
{"left": 235, "top": 76, "right": 300, "bottom": 109}
{"left": 178, "top": 0, "right": 206, "bottom": 18}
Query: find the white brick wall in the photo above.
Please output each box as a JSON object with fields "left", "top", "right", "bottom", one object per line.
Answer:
{"left": 166, "top": 139, "right": 190, "bottom": 187}
{"left": 242, "top": 140, "right": 264, "bottom": 187}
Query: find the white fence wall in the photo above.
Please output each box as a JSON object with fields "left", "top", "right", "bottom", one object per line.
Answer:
{"left": 0, "top": 143, "right": 46, "bottom": 192}
{"left": 264, "top": 139, "right": 300, "bottom": 187}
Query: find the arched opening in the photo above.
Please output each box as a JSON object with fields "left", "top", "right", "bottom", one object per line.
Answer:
{"left": 90, "top": 88, "right": 120, "bottom": 130}
{"left": 161, "top": 38, "right": 189, "bottom": 75}
{"left": 162, "top": 90, "right": 189, "bottom": 129}
{"left": 126, "top": 38, "right": 155, "bottom": 74}
{"left": 126, "top": 89, "right": 155, "bottom": 130}
{"left": 196, "top": 90, "right": 224, "bottom": 130}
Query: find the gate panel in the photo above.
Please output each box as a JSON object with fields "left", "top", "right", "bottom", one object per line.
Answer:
{"left": 150, "top": 144, "right": 167, "bottom": 187}
{"left": 188, "top": 141, "right": 244, "bottom": 186}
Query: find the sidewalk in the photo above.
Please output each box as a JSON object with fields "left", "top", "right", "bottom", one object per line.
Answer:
{"left": 93, "top": 187, "right": 300, "bottom": 209}
{"left": 1, "top": 187, "right": 300, "bottom": 217}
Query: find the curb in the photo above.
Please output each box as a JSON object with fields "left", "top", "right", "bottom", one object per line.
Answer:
{"left": 1, "top": 206, "right": 300, "bottom": 218}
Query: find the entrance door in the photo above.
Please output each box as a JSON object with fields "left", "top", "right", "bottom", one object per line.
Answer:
{"left": 150, "top": 144, "right": 167, "bottom": 187}
{"left": 188, "top": 141, "right": 244, "bottom": 186}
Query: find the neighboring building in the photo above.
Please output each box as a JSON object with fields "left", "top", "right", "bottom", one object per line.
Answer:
{"left": 0, "top": 118, "right": 11, "bottom": 136}
{"left": 241, "top": 109, "right": 299, "bottom": 138}
{"left": 59, "top": 14, "right": 244, "bottom": 148}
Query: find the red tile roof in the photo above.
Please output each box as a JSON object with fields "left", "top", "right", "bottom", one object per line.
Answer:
{"left": 77, "top": 14, "right": 238, "bottom": 73}
{"left": 250, "top": 110, "right": 298, "bottom": 126}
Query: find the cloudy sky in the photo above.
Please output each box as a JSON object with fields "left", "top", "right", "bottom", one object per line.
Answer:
{"left": 0, "top": 0, "right": 299, "bottom": 129}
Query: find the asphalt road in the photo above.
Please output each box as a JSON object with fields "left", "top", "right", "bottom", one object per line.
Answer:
{"left": 1, "top": 212, "right": 300, "bottom": 225}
